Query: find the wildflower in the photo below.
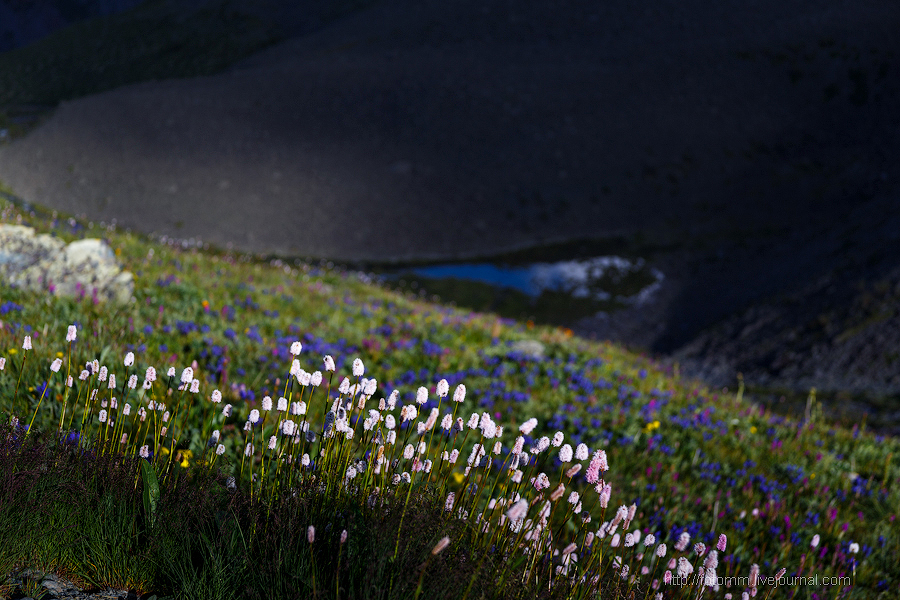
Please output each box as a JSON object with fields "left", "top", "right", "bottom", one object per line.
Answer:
{"left": 717, "top": 533, "right": 727, "bottom": 552}
{"left": 311, "top": 371, "right": 323, "bottom": 386}
{"left": 338, "top": 378, "right": 350, "bottom": 395}
{"left": 568, "top": 491, "right": 580, "bottom": 505}
{"left": 99, "top": 410, "right": 107, "bottom": 423}
{"left": 436, "top": 379, "right": 449, "bottom": 398}
{"left": 291, "top": 401, "right": 306, "bottom": 416}
{"left": 67, "top": 376, "right": 73, "bottom": 387}
{"left": 512, "top": 436, "right": 525, "bottom": 454}
{"left": 50, "top": 358, "right": 62, "bottom": 372}
{"left": 216, "top": 444, "right": 225, "bottom": 455}
{"left": 448, "top": 449, "right": 459, "bottom": 464}
{"left": 551, "top": 432, "right": 564, "bottom": 447}
{"left": 128, "top": 375, "right": 137, "bottom": 389}
{"left": 663, "top": 571, "right": 672, "bottom": 585}
{"left": 776, "top": 567, "right": 787, "bottom": 580}
{"left": 190, "top": 379, "right": 200, "bottom": 393}
{"left": 364, "top": 378, "right": 377, "bottom": 396}
{"left": 299, "top": 371, "right": 311, "bottom": 386}
{"left": 167, "top": 367, "right": 176, "bottom": 378}
{"left": 656, "top": 543, "right": 667, "bottom": 558}
{"left": 444, "top": 492, "right": 455, "bottom": 511}
{"left": 290, "top": 341, "right": 303, "bottom": 356}
{"left": 748, "top": 564, "right": 759, "bottom": 589}
{"left": 163, "top": 411, "right": 170, "bottom": 422}
{"left": 245, "top": 443, "right": 254, "bottom": 457}
{"left": 611, "top": 534, "right": 620, "bottom": 547}
{"left": 533, "top": 472, "right": 550, "bottom": 491}
{"left": 402, "top": 405, "right": 418, "bottom": 422}
{"left": 181, "top": 367, "right": 193, "bottom": 384}
{"left": 120, "top": 433, "right": 128, "bottom": 445}
{"left": 453, "top": 384, "right": 466, "bottom": 403}
{"left": 108, "top": 374, "right": 116, "bottom": 389}
{"left": 530, "top": 436, "right": 548, "bottom": 454}
{"left": 675, "top": 532, "right": 691, "bottom": 552}
{"left": 290, "top": 360, "right": 301, "bottom": 377}
{"left": 599, "top": 484, "right": 612, "bottom": 508}
{"left": 432, "top": 536, "right": 450, "bottom": 555}
{"left": 123, "top": 404, "right": 131, "bottom": 416}
{"left": 644, "top": 534, "right": 656, "bottom": 546}
{"left": 508, "top": 499, "right": 528, "bottom": 522}
{"left": 143, "top": 378, "right": 151, "bottom": 390}
{"left": 677, "top": 557, "right": 693, "bottom": 578}
{"left": 520, "top": 418, "right": 538, "bottom": 435}
{"left": 416, "top": 386, "right": 428, "bottom": 404}
{"left": 99, "top": 366, "right": 108, "bottom": 381}
{"left": 78, "top": 369, "right": 89, "bottom": 380}
{"left": 0, "top": 358, "right": 5, "bottom": 370}
{"left": 23, "top": 335, "right": 31, "bottom": 350}
{"left": 307, "top": 526, "right": 315, "bottom": 543}
{"left": 849, "top": 542, "right": 859, "bottom": 554}
{"left": 262, "top": 396, "right": 273, "bottom": 411}
{"left": 559, "top": 444, "right": 573, "bottom": 462}
{"left": 492, "top": 441, "right": 502, "bottom": 454}
{"left": 249, "top": 409, "right": 260, "bottom": 423}
{"left": 404, "top": 444, "right": 415, "bottom": 460}
{"left": 694, "top": 542, "right": 706, "bottom": 556}
{"left": 139, "top": 445, "right": 149, "bottom": 458}
{"left": 324, "top": 355, "right": 335, "bottom": 371}
{"left": 124, "top": 352, "right": 134, "bottom": 367}
{"left": 352, "top": 358, "right": 364, "bottom": 376}
{"left": 811, "top": 534, "right": 820, "bottom": 548}
{"left": 441, "top": 414, "right": 453, "bottom": 430}
{"left": 574, "top": 443, "right": 589, "bottom": 461}
{"left": 565, "top": 464, "right": 582, "bottom": 478}
{"left": 211, "top": 430, "right": 220, "bottom": 443}
{"left": 145, "top": 366, "right": 157, "bottom": 382}
{"left": 66, "top": 325, "right": 77, "bottom": 342}
{"left": 268, "top": 436, "right": 277, "bottom": 450}
{"left": 302, "top": 454, "right": 310, "bottom": 466}
{"left": 223, "top": 404, "right": 233, "bottom": 417}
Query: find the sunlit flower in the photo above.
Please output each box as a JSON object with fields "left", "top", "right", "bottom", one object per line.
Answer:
{"left": 290, "top": 341, "right": 302, "bottom": 356}
{"left": 181, "top": 367, "right": 193, "bottom": 384}
{"left": 352, "top": 358, "right": 364, "bottom": 376}
{"left": 811, "top": 534, "right": 820, "bottom": 548}
{"left": 211, "top": 389, "right": 222, "bottom": 403}
{"left": 108, "top": 374, "right": 116, "bottom": 389}
{"left": 190, "top": 379, "right": 200, "bottom": 393}
{"left": 324, "top": 355, "right": 335, "bottom": 371}
{"left": 519, "top": 418, "right": 538, "bottom": 435}
{"left": 453, "top": 384, "right": 466, "bottom": 403}
{"left": 128, "top": 375, "right": 137, "bottom": 389}
{"left": 717, "top": 534, "right": 727, "bottom": 552}
{"left": 559, "top": 444, "right": 573, "bottom": 463}
{"left": 311, "top": 371, "right": 323, "bottom": 386}
{"left": 22, "top": 336, "right": 31, "bottom": 350}
{"left": 50, "top": 358, "right": 62, "bottom": 372}
{"left": 307, "top": 526, "right": 315, "bottom": 543}
{"left": 249, "top": 409, "right": 260, "bottom": 423}
{"left": 436, "top": 379, "right": 449, "bottom": 398}
{"left": 262, "top": 396, "right": 273, "bottom": 411}
{"left": 139, "top": 445, "right": 149, "bottom": 458}
{"left": 416, "top": 386, "right": 428, "bottom": 404}
{"left": 167, "top": 367, "right": 176, "bottom": 378}
{"left": 99, "top": 410, "right": 107, "bottom": 423}
{"left": 216, "top": 444, "right": 225, "bottom": 455}
{"left": 223, "top": 404, "right": 233, "bottom": 417}
{"left": 99, "top": 366, "right": 108, "bottom": 381}
{"left": 552, "top": 432, "right": 564, "bottom": 447}
{"left": 244, "top": 443, "right": 254, "bottom": 457}
{"left": 124, "top": 352, "right": 134, "bottom": 367}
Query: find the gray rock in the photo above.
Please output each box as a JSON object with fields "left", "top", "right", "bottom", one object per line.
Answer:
{"left": 0, "top": 224, "right": 133, "bottom": 304}
{"left": 510, "top": 340, "right": 545, "bottom": 360}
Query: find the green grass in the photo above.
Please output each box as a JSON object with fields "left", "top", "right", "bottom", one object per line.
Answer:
{"left": 0, "top": 192, "right": 897, "bottom": 599}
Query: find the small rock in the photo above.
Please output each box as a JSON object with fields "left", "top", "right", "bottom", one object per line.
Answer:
{"left": 510, "top": 339, "right": 545, "bottom": 359}
{"left": 0, "top": 224, "right": 133, "bottom": 303}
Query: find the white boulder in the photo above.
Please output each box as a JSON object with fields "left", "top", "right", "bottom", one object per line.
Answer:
{"left": 0, "top": 224, "right": 133, "bottom": 303}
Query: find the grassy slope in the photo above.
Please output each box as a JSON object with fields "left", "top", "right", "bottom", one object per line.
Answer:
{"left": 0, "top": 193, "right": 898, "bottom": 598}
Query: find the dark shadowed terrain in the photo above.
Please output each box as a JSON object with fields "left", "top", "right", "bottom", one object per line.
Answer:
{"left": 1, "top": 0, "right": 899, "bottom": 421}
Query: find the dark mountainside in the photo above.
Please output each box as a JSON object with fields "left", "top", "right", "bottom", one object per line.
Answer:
{"left": 0, "top": 0, "right": 899, "bottom": 423}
